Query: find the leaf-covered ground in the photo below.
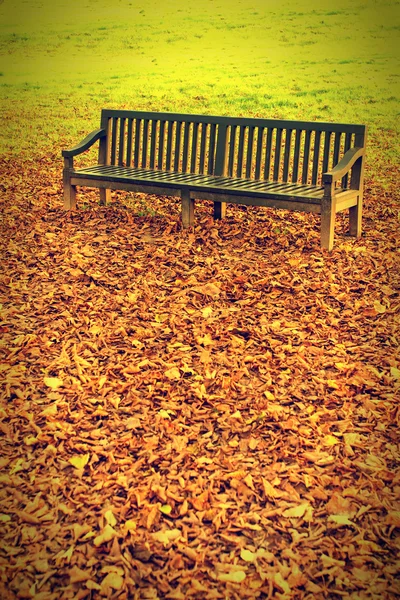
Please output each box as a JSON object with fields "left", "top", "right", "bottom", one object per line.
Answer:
{"left": 0, "top": 153, "right": 399, "bottom": 599}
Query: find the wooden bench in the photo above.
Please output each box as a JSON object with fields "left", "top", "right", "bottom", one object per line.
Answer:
{"left": 62, "top": 110, "right": 367, "bottom": 250}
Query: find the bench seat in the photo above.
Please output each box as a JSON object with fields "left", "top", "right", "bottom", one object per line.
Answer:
{"left": 72, "top": 165, "right": 359, "bottom": 210}
{"left": 62, "top": 110, "right": 367, "bottom": 249}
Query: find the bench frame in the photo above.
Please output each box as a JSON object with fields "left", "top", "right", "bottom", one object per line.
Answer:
{"left": 62, "top": 110, "right": 367, "bottom": 250}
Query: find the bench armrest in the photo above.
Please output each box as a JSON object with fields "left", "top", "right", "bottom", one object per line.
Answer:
{"left": 62, "top": 128, "right": 107, "bottom": 158}
{"left": 322, "top": 147, "right": 365, "bottom": 185}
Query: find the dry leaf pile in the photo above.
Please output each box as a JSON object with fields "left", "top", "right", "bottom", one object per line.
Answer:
{"left": 0, "top": 152, "right": 399, "bottom": 599}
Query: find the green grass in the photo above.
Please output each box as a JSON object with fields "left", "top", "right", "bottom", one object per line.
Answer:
{"left": 0, "top": 0, "right": 399, "bottom": 161}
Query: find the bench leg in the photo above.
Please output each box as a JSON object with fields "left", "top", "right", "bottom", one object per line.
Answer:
{"left": 321, "top": 192, "right": 336, "bottom": 251}
{"left": 349, "top": 195, "right": 362, "bottom": 237}
{"left": 99, "top": 188, "right": 111, "bottom": 206}
{"left": 214, "top": 201, "right": 226, "bottom": 220}
{"left": 63, "top": 181, "right": 77, "bottom": 210}
{"left": 182, "top": 190, "right": 194, "bottom": 228}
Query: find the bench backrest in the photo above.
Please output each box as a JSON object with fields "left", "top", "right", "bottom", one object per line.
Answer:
{"left": 99, "top": 110, "right": 366, "bottom": 187}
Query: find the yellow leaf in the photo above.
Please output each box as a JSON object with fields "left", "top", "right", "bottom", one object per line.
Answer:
{"left": 283, "top": 503, "right": 309, "bottom": 518}
{"left": 0, "top": 514, "right": 11, "bottom": 522}
{"left": 244, "top": 474, "right": 255, "bottom": 490}
{"left": 151, "top": 528, "right": 181, "bottom": 545}
{"left": 327, "top": 379, "right": 339, "bottom": 389}
{"left": 93, "top": 524, "right": 118, "bottom": 547}
{"left": 43, "top": 377, "right": 64, "bottom": 390}
{"left": 217, "top": 571, "right": 247, "bottom": 583}
{"left": 240, "top": 548, "right": 255, "bottom": 562}
{"left": 69, "top": 454, "right": 90, "bottom": 470}
{"left": 231, "top": 410, "right": 242, "bottom": 419}
{"left": 323, "top": 434, "right": 340, "bottom": 446}
{"left": 159, "top": 409, "right": 173, "bottom": 419}
{"left": 335, "top": 362, "right": 347, "bottom": 370}
{"left": 160, "top": 504, "right": 172, "bottom": 515}
{"left": 123, "top": 520, "right": 137, "bottom": 531}
{"left": 24, "top": 435, "right": 38, "bottom": 446}
{"left": 373, "top": 300, "right": 386, "bottom": 314}
{"left": 98, "top": 375, "right": 107, "bottom": 389}
{"left": 40, "top": 404, "right": 58, "bottom": 417}
{"left": 390, "top": 367, "right": 400, "bottom": 380}
{"left": 328, "top": 514, "right": 355, "bottom": 527}
{"left": 89, "top": 324, "right": 102, "bottom": 335}
{"left": 104, "top": 510, "right": 117, "bottom": 527}
{"left": 197, "top": 333, "right": 213, "bottom": 346}
{"left": 164, "top": 367, "right": 180, "bottom": 380}
{"left": 202, "top": 306, "right": 213, "bottom": 318}
{"left": 274, "top": 572, "right": 290, "bottom": 594}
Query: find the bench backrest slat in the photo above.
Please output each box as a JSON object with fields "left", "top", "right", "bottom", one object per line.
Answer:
{"left": 126, "top": 119, "right": 133, "bottom": 167}
{"left": 311, "top": 130, "right": 322, "bottom": 185}
{"left": 99, "top": 110, "right": 366, "bottom": 186}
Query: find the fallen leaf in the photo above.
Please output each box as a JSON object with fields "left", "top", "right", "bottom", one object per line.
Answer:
{"left": 43, "top": 377, "right": 64, "bottom": 390}
{"left": 69, "top": 454, "right": 90, "bottom": 470}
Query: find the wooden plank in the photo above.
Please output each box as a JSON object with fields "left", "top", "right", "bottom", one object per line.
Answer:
{"left": 321, "top": 187, "right": 336, "bottom": 250}
{"left": 110, "top": 117, "right": 118, "bottom": 165}
{"left": 322, "top": 130, "right": 332, "bottom": 174}
{"left": 182, "top": 121, "right": 191, "bottom": 172}
{"left": 342, "top": 132, "right": 353, "bottom": 188}
{"left": 174, "top": 121, "right": 182, "bottom": 171}
{"left": 181, "top": 188, "right": 194, "bottom": 227}
{"left": 273, "top": 128, "right": 283, "bottom": 181}
{"left": 245, "top": 126, "right": 255, "bottom": 178}
{"left": 149, "top": 120, "right": 157, "bottom": 169}
{"left": 301, "top": 129, "right": 312, "bottom": 184}
{"left": 126, "top": 119, "right": 133, "bottom": 167}
{"left": 333, "top": 132, "right": 341, "bottom": 168}
{"left": 214, "top": 124, "right": 228, "bottom": 176}
{"left": 70, "top": 177, "right": 181, "bottom": 196}
{"left": 254, "top": 127, "right": 264, "bottom": 180}
{"left": 190, "top": 122, "right": 199, "bottom": 173}
{"left": 118, "top": 118, "right": 126, "bottom": 166}
{"left": 166, "top": 121, "right": 174, "bottom": 170}
{"left": 188, "top": 190, "right": 321, "bottom": 213}
{"left": 292, "top": 129, "right": 302, "bottom": 183}
{"left": 157, "top": 120, "right": 166, "bottom": 169}
{"left": 264, "top": 128, "right": 273, "bottom": 180}
{"left": 311, "top": 130, "right": 321, "bottom": 184}
{"left": 228, "top": 125, "right": 237, "bottom": 177}
{"left": 208, "top": 123, "right": 217, "bottom": 174}
{"left": 141, "top": 119, "right": 149, "bottom": 168}
{"left": 236, "top": 126, "right": 246, "bottom": 177}
{"left": 282, "top": 129, "right": 292, "bottom": 182}
{"left": 134, "top": 118, "right": 141, "bottom": 168}
{"left": 199, "top": 123, "right": 207, "bottom": 174}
